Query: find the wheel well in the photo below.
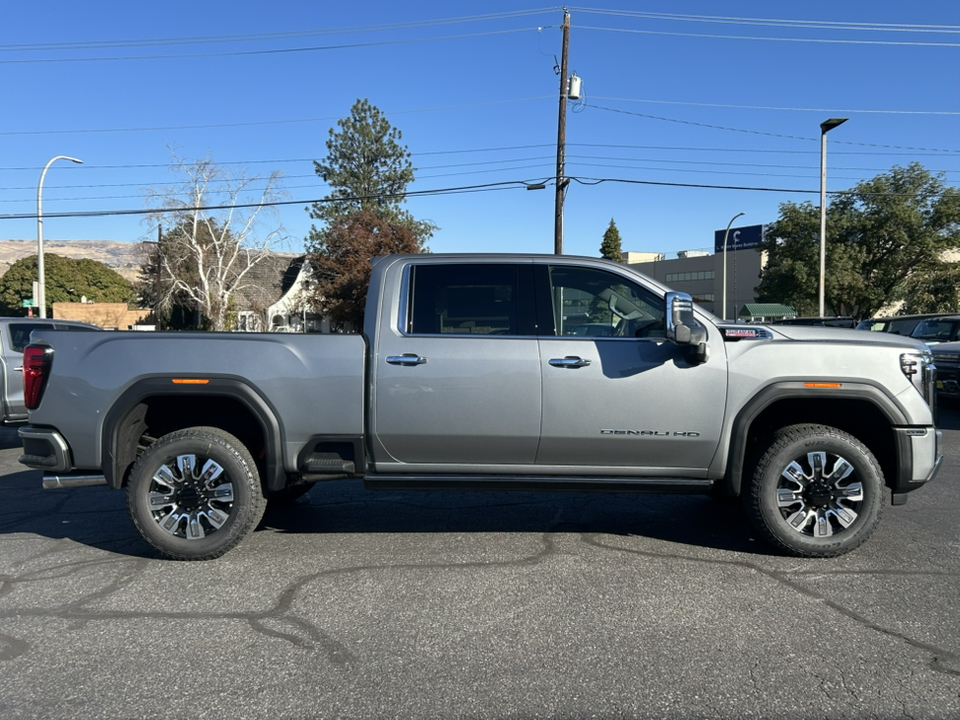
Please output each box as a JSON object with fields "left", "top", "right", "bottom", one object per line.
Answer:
{"left": 112, "top": 396, "right": 268, "bottom": 489}
{"left": 739, "top": 397, "right": 896, "bottom": 493}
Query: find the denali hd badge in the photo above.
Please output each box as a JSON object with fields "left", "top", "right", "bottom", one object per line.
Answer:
{"left": 601, "top": 429, "right": 701, "bottom": 437}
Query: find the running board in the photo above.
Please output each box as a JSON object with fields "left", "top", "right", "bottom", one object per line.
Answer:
{"left": 363, "top": 474, "right": 713, "bottom": 494}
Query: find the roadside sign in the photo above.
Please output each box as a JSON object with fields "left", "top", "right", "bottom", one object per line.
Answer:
{"left": 714, "top": 224, "right": 765, "bottom": 254}
{"left": 22, "top": 300, "right": 34, "bottom": 308}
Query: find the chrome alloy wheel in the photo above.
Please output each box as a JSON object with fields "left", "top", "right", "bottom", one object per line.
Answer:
{"left": 776, "top": 451, "right": 864, "bottom": 538}
{"left": 148, "top": 454, "right": 235, "bottom": 540}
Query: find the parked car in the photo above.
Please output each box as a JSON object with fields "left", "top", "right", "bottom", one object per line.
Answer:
{"left": 910, "top": 315, "right": 960, "bottom": 345}
{"left": 770, "top": 316, "right": 856, "bottom": 328}
{"left": 1, "top": 318, "right": 100, "bottom": 425}
{"left": 856, "top": 313, "right": 944, "bottom": 336}
{"left": 931, "top": 341, "right": 960, "bottom": 401}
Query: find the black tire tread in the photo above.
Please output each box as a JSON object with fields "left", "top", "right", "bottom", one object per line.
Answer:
{"left": 745, "top": 423, "right": 884, "bottom": 559}
{"left": 127, "top": 426, "right": 266, "bottom": 561}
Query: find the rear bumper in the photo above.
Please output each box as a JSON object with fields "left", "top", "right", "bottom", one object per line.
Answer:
{"left": 18, "top": 425, "right": 73, "bottom": 472}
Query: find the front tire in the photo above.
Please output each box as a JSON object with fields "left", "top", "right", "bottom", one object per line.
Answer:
{"left": 127, "top": 427, "right": 266, "bottom": 560}
{"left": 746, "top": 424, "right": 884, "bottom": 558}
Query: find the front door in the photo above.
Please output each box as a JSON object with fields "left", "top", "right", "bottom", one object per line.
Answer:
{"left": 535, "top": 264, "right": 726, "bottom": 474}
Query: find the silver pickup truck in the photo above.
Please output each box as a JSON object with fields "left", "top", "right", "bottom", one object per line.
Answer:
{"left": 19, "top": 254, "right": 942, "bottom": 560}
{"left": 0, "top": 317, "right": 99, "bottom": 425}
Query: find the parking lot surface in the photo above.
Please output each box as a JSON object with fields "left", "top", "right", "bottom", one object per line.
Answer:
{"left": 1, "top": 415, "right": 959, "bottom": 719}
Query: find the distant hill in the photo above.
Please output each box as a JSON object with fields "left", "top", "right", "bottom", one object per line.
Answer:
{"left": 0, "top": 240, "right": 144, "bottom": 283}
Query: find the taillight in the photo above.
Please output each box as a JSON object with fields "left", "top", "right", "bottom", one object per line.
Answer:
{"left": 23, "top": 344, "right": 53, "bottom": 410}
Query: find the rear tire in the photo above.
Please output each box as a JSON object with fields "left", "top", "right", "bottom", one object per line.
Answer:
{"left": 746, "top": 424, "right": 884, "bottom": 558}
{"left": 127, "top": 427, "right": 266, "bottom": 560}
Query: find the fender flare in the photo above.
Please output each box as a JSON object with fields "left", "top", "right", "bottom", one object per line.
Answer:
{"left": 724, "top": 380, "right": 909, "bottom": 496}
{"left": 101, "top": 376, "right": 285, "bottom": 491}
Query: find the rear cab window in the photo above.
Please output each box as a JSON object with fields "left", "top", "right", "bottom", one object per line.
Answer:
{"left": 406, "top": 264, "right": 536, "bottom": 336}
{"left": 7, "top": 322, "right": 56, "bottom": 353}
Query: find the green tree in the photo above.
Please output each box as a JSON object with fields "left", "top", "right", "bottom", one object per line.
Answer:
{"left": 600, "top": 219, "right": 623, "bottom": 262}
{"left": 0, "top": 254, "right": 134, "bottom": 316}
{"left": 756, "top": 163, "right": 960, "bottom": 319}
{"left": 311, "top": 209, "right": 425, "bottom": 331}
{"left": 306, "top": 100, "right": 434, "bottom": 328}
{"left": 307, "top": 98, "right": 417, "bottom": 228}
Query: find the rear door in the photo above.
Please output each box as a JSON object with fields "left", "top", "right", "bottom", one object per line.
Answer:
{"left": 534, "top": 264, "right": 726, "bottom": 474}
{"left": 371, "top": 262, "right": 542, "bottom": 469}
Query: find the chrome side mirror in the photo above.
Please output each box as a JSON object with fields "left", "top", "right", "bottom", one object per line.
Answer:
{"left": 665, "top": 292, "right": 709, "bottom": 364}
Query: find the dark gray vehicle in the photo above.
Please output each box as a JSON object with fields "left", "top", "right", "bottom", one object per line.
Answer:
{"left": 18, "top": 255, "right": 942, "bottom": 560}
{"left": 856, "top": 313, "right": 943, "bottom": 337}
{"left": 911, "top": 315, "right": 960, "bottom": 345}
{"left": 931, "top": 341, "right": 960, "bottom": 401}
{"left": 0, "top": 317, "right": 99, "bottom": 425}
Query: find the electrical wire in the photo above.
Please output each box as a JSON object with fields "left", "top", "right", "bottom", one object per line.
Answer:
{"left": 1, "top": 174, "right": 950, "bottom": 223}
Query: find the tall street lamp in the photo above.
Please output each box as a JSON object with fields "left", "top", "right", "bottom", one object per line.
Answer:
{"left": 721, "top": 212, "right": 745, "bottom": 321}
{"left": 819, "top": 118, "right": 847, "bottom": 317}
{"left": 37, "top": 155, "right": 83, "bottom": 318}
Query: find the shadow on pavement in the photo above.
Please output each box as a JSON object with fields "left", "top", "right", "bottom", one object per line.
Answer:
{"left": 0, "top": 464, "right": 766, "bottom": 559}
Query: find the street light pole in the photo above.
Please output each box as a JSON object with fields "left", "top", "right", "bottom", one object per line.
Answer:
{"left": 819, "top": 118, "right": 847, "bottom": 317}
{"left": 37, "top": 155, "right": 83, "bottom": 318}
{"left": 721, "top": 212, "right": 745, "bottom": 321}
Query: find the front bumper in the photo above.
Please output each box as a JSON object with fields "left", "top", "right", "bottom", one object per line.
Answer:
{"left": 890, "top": 426, "right": 943, "bottom": 505}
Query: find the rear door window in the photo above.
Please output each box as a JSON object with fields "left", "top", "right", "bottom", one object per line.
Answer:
{"left": 407, "top": 264, "right": 535, "bottom": 336}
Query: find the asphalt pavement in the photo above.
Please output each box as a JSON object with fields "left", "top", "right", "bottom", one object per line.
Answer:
{"left": 0, "top": 412, "right": 958, "bottom": 719}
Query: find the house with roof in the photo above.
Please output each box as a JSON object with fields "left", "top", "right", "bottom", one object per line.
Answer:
{"left": 233, "top": 254, "right": 328, "bottom": 333}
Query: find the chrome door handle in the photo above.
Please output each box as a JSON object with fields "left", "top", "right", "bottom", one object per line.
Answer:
{"left": 549, "top": 356, "right": 591, "bottom": 368}
{"left": 386, "top": 354, "right": 427, "bottom": 366}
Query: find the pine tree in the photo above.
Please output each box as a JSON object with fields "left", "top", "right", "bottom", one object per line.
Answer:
{"left": 305, "top": 100, "right": 435, "bottom": 329}
{"left": 600, "top": 219, "right": 623, "bottom": 263}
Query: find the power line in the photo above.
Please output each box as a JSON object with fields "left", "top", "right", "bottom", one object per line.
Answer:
{"left": 586, "top": 103, "right": 960, "bottom": 154}
{"left": 577, "top": 24, "right": 960, "bottom": 48}
{"left": 2, "top": 174, "right": 950, "bottom": 223}
{"left": 0, "top": 28, "right": 538, "bottom": 65}
{"left": 0, "top": 97, "right": 553, "bottom": 136}
{"left": 1, "top": 143, "right": 954, "bottom": 173}
{"left": 569, "top": 8, "right": 960, "bottom": 34}
{"left": 0, "top": 9, "right": 557, "bottom": 52}
{"left": 590, "top": 95, "right": 959, "bottom": 116}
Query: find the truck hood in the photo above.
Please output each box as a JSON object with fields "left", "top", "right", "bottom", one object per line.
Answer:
{"left": 757, "top": 324, "right": 928, "bottom": 350}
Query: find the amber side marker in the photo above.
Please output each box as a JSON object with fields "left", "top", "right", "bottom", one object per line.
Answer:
{"left": 804, "top": 382, "right": 843, "bottom": 389}
{"left": 172, "top": 378, "right": 210, "bottom": 385}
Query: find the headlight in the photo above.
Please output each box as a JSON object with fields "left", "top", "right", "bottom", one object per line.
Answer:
{"left": 901, "top": 352, "right": 936, "bottom": 407}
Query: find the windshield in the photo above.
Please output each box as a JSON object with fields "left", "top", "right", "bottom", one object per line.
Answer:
{"left": 912, "top": 319, "right": 960, "bottom": 342}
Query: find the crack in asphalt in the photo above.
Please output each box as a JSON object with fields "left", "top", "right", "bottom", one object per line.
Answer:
{"left": 0, "top": 486, "right": 957, "bottom": 685}
{"left": 580, "top": 533, "right": 960, "bottom": 679}
{"left": 0, "top": 534, "right": 560, "bottom": 665}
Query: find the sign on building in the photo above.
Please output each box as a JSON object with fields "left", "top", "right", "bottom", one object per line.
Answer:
{"left": 714, "top": 224, "right": 765, "bottom": 254}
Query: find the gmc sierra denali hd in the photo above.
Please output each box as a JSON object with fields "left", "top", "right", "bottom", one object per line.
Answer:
{"left": 18, "top": 254, "right": 942, "bottom": 560}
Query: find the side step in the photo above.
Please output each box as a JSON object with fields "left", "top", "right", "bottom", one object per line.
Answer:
{"left": 302, "top": 454, "right": 356, "bottom": 474}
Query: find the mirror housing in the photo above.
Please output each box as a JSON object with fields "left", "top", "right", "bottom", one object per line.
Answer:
{"left": 665, "top": 292, "right": 709, "bottom": 364}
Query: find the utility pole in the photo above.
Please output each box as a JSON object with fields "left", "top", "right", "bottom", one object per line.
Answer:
{"left": 554, "top": 9, "right": 571, "bottom": 255}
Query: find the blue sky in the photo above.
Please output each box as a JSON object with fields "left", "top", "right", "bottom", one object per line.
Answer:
{"left": 2, "top": 1, "right": 958, "bottom": 260}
